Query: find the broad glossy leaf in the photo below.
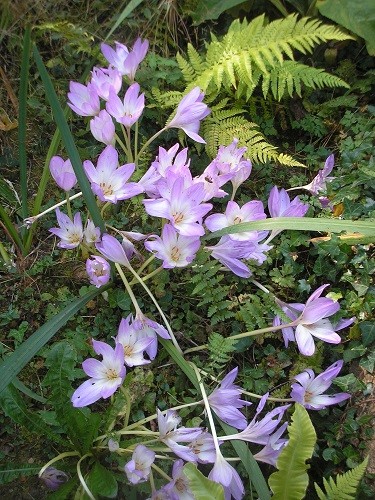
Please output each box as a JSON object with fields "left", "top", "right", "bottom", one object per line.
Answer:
{"left": 183, "top": 463, "right": 224, "bottom": 500}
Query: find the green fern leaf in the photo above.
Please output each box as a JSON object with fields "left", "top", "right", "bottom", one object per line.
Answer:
{"left": 176, "top": 51, "right": 196, "bottom": 83}
{"left": 269, "top": 404, "right": 317, "bottom": 499}
{"left": 314, "top": 456, "right": 369, "bottom": 500}
{"left": 187, "top": 44, "right": 206, "bottom": 74}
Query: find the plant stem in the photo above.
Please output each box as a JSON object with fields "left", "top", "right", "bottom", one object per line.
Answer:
{"left": 114, "top": 263, "right": 142, "bottom": 316}
{"left": 137, "top": 127, "right": 166, "bottom": 159}
{"left": 39, "top": 451, "right": 80, "bottom": 477}
{"left": 151, "top": 463, "right": 173, "bottom": 482}
{"left": 23, "top": 191, "right": 83, "bottom": 227}
{"left": 66, "top": 191, "right": 72, "bottom": 219}
{"left": 115, "top": 133, "right": 129, "bottom": 157}
{"left": 134, "top": 120, "right": 139, "bottom": 166}
{"left": 77, "top": 454, "right": 95, "bottom": 500}
{"left": 121, "top": 124, "right": 134, "bottom": 163}
{"left": 120, "top": 386, "right": 132, "bottom": 428}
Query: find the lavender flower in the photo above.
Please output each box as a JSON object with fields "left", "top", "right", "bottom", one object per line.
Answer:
{"left": 124, "top": 444, "right": 155, "bottom": 484}
{"left": 71, "top": 340, "right": 126, "bottom": 407}
{"left": 49, "top": 208, "right": 83, "bottom": 249}
{"left": 274, "top": 284, "right": 349, "bottom": 356}
{"left": 208, "top": 367, "right": 251, "bottom": 430}
{"left": 101, "top": 38, "right": 149, "bottom": 81}
{"left": 83, "top": 219, "right": 101, "bottom": 245}
{"left": 90, "top": 110, "right": 115, "bottom": 145}
{"left": 166, "top": 87, "right": 210, "bottom": 143}
{"left": 209, "top": 453, "right": 245, "bottom": 500}
{"left": 144, "top": 224, "right": 201, "bottom": 268}
{"left": 115, "top": 316, "right": 154, "bottom": 367}
{"left": 205, "top": 200, "right": 266, "bottom": 242}
{"left": 49, "top": 156, "right": 77, "bottom": 191}
{"left": 291, "top": 360, "right": 350, "bottom": 410}
{"left": 186, "top": 431, "right": 218, "bottom": 464}
{"left": 90, "top": 67, "right": 122, "bottom": 100}
{"left": 86, "top": 255, "right": 111, "bottom": 288}
{"left": 106, "top": 84, "right": 145, "bottom": 128}
{"left": 206, "top": 236, "right": 254, "bottom": 278}
{"left": 289, "top": 154, "right": 335, "bottom": 195}
{"left": 96, "top": 234, "right": 130, "bottom": 267}
{"left": 212, "top": 138, "right": 252, "bottom": 195}
{"left": 143, "top": 177, "right": 212, "bottom": 236}
{"left": 84, "top": 145, "right": 141, "bottom": 203}
{"left": 253, "top": 422, "right": 288, "bottom": 466}
{"left": 67, "top": 81, "right": 100, "bottom": 117}
{"left": 194, "top": 162, "right": 232, "bottom": 201}
{"left": 39, "top": 467, "right": 68, "bottom": 491}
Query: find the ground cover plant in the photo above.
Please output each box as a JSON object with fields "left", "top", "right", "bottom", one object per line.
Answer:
{"left": 0, "top": 1, "right": 374, "bottom": 498}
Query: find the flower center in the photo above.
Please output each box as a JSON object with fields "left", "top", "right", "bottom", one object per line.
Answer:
{"left": 69, "top": 232, "right": 82, "bottom": 244}
{"left": 106, "top": 368, "right": 119, "bottom": 380}
{"left": 170, "top": 245, "right": 181, "bottom": 261}
{"left": 172, "top": 212, "right": 184, "bottom": 224}
{"left": 233, "top": 216, "right": 242, "bottom": 224}
{"left": 100, "top": 182, "right": 114, "bottom": 196}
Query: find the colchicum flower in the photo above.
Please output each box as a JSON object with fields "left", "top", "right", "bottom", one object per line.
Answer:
{"left": 86, "top": 255, "right": 111, "bottom": 288}
{"left": 291, "top": 360, "right": 350, "bottom": 410}
{"left": 90, "top": 66, "right": 122, "bottom": 101}
{"left": 267, "top": 186, "right": 308, "bottom": 242}
{"left": 71, "top": 340, "right": 125, "bottom": 407}
{"left": 115, "top": 316, "right": 154, "bottom": 367}
{"left": 90, "top": 109, "right": 116, "bottom": 145}
{"left": 39, "top": 467, "right": 68, "bottom": 491}
{"left": 106, "top": 84, "right": 145, "bottom": 128}
{"left": 166, "top": 87, "right": 210, "bottom": 143}
{"left": 49, "top": 208, "right": 83, "bottom": 249}
{"left": 288, "top": 154, "right": 335, "bottom": 195}
{"left": 209, "top": 453, "right": 245, "bottom": 500}
{"left": 96, "top": 233, "right": 130, "bottom": 267}
{"left": 84, "top": 145, "right": 142, "bottom": 203}
{"left": 67, "top": 81, "right": 100, "bottom": 117}
{"left": 124, "top": 444, "right": 155, "bottom": 484}
{"left": 101, "top": 38, "right": 149, "bottom": 81}
{"left": 49, "top": 156, "right": 77, "bottom": 191}
{"left": 274, "top": 284, "right": 351, "bottom": 356}
{"left": 144, "top": 224, "right": 201, "bottom": 268}
{"left": 208, "top": 367, "right": 251, "bottom": 430}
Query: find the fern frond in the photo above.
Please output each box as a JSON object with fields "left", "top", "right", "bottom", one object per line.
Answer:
{"left": 151, "top": 89, "right": 183, "bottom": 108}
{"left": 187, "top": 44, "right": 206, "bottom": 74}
{"left": 314, "top": 456, "right": 369, "bottom": 500}
{"left": 176, "top": 51, "right": 196, "bottom": 83}
{"left": 207, "top": 333, "right": 236, "bottom": 371}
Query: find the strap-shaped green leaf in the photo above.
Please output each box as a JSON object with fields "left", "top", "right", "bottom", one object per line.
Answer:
{"left": 0, "top": 285, "right": 109, "bottom": 395}
{"left": 33, "top": 45, "right": 105, "bottom": 232}
{"left": 269, "top": 404, "right": 317, "bottom": 499}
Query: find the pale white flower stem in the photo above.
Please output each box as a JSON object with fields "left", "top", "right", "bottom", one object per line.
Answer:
{"left": 151, "top": 463, "right": 173, "bottom": 482}
{"left": 77, "top": 454, "right": 95, "bottom": 500}
{"left": 66, "top": 191, "right": 72, "bottom": 219}
{"left": 115, "top": 263, "right": 143, "bottom": 316}
{"left": 121, "top": 124, "right": 134, "bottom": 163}
{"left": 137, "top": 127, "right": 166, "bottom": 159}
{"left": 23, "top": 191, "right": 83, "bottom": 226}
{"left": 38, "top": 451, "right": 80, "bottom": 477}
{"left": 192, "top": 363, "right": 221, "bottom": 456}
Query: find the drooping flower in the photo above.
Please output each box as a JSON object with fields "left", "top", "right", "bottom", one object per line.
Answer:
{"left": 205, "top": 236, "right": 254, "bottom": 278}
{"left": 222, "top": 393, "right": 290, "bottom": 446}
{"left": 288, "top": 154, "right": 335, "bottom": 195}
{"left": 39, "top": 467, "right": 69, "bottom": 491}
{"left": 101, "top": 38, "right": 149, "bottom": 81}
{"left": 90, "top": 67, "right": 122, "bottom": 100}
{"left": 291, "top": 360, "right": 351, "bottom": 410}
{"left": 166, "top": 87, "right": 210, "bottom": 143}
{"left": 106, "top": 84, "right": 145, "bottom": 128}
{"left": 209, "top": 453, "right": 245, "bottom": 500}
{"left": 49, "top": 208, "right": 83, "bottom": 249}
{"left": 143, "top": 177, "right": 212, "bottom": 237}
{"left": 115, "top": 316, "right": 154, "bottom": 367}
{"left": 71, "top": 340, "right": 126, "bottom": 407}
{"left": 274, "top": 284, "right": 350, "bottom": 356}
{"left": 205, "top": 200, "right": 266, "bottom": 242}
{"left": 144, "top": 224, "right": 201, "bottom": 268}
{"left": 86, "top": 255, "right": 111, "bottom": 288}
{"left": 253, "top": 422, "right": 288, "bottom": 466}
{"left": 90, "top": 109, "right": 116, "bottom": 145}
{"left": 84, "top": 145, "right": 142, "bottom": 203}
{"left": 96, "top": 233, "right": 130, "bottom": 267}
{"left": 67, "top": 81, "right": 100, "bottom": 117}
{"left": 208, "top": 367, "right": 251, "bottom": 430}
{"left": 124, "top": 444, "right": 155, "bottom": 484}
{"left": 49, "top": 156, "right": 77, "bottom": 191}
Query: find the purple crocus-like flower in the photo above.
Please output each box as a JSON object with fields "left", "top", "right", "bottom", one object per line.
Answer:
{"left": 124, "top": 444, "right": 155, "bottom": 484}
{"left": 212, "top": 138, "right": 252, "bottom": 195}
{"left": 205, "top": 236, "right": 253, "bottom": 278}
{"left": 49, "top": 208, "right": 83, "bottom": 249}
{"left": 205, "top": 200, "right": 266, "bottom": 242}
{"left": 209, "top": 453, "right": 245, "bottom": 500}
{"left": 84, "top": 145, "right": 142, "bottom": 203}
{"left": 253, "top": 422, "right": 288, "bottom": 466}
{"left": 49, "top": 156, "right": 77, "bottom": 191}
{"left": 157, "top": 409, "right": 203, "bottom": 463}
{"left": 144, "top": 224, "right": 201, "bottom": 268}
{"left": 84, "top": 219, "right": 101, "bottom": 245}
{"left": 153, "top": 143, "right": 190, "bottom": 177}
{"left": 194, "top": 162, "right": 232, "bottom": 201}
{"left": 289, "top": 154, "right": 335, "bottom": 195}
{"left": 143, "top": 177, "right": 212, "bottom": 237}
{"left": 67, "top": 81, "right": 100, "bottom": 117}
{"left": 223, "top": 393, "right": 290, "bottom": 446}
{"left": 71, "top": 340, "right": 126, "bottom": 407}
{"left": 96, "top": 233, "right": 130, "bottom": 267}
{"left": 90, "top": 67, "right": 122, "bottom": 101}
{"left": 115, "top": 316, "right": 154, "bottom": 367}
{"left": 86, "top": 255, "right": 111, "bottom": 288}
{"left": 39, "top": 467, "right": 68, "bottom": 491}
{"left": 151, "top": 460, "right": 194, "bottom": 500}
{"left": 291, "top": 360, "right": 350, "bottom": 410}
{"left": 208, "top": 367, "right": 251, "bottom": 430}
{"left": 166, "top": 87, "right": 210, "bottom": 143}
{"left": 186, "top": 431, "right": 218, "bottom": 464}
{"left": 101, "top": 38, "right": 149, "bottom": 81}
{"left": 106, "top": 84, "right": 145, "bottom": 128}
{"left": 90, "top": 109, "right": 116, "bottom": 145}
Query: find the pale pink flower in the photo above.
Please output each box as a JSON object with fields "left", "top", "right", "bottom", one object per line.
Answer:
{"left": 49, "top": 156, "right": 77, "bottom": 191}
{"left": 106, "top": 84, "right": 145, "bottom": 128}
{"left": 67, "top": 81, "right": 100, "bottom": 117}
{"left": 86, "top": 256, "right": 110, "bottom": 288}
{"left": 90, "top": 110, "right": 116, "bottom": 145}
{"left": 49, "top": 208, "right": 83, "bottom": 249}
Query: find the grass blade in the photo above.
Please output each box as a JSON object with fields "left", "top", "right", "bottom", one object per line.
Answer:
{"left": 204, "top": 217, "right": 375, "bottom": 240}
{"left": 0, "top": 285, "right": 110, "bottom": 395}
{"left": 105, "top": 0, "right": 145, "bottom": 40}
{"left": 0, "top": 204, "right": 24, "bottom": 252}
{"left": 33, "top": 45, "right": 105, "bottom": 232}
{"left": 18, "top": 25, "right": 31, "bottom": 221}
